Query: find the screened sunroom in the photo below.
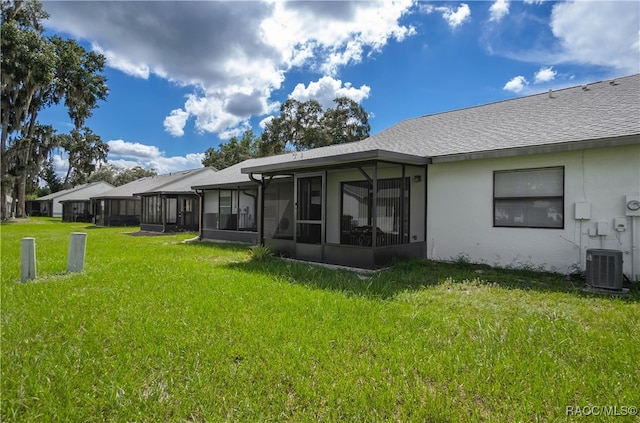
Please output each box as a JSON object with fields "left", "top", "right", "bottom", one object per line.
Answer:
{"left": 139, "top": 193, "right": 199, "bottom": 232}
{"left": 245, "top": 151, "right": 428, "bottom": 269}
{"left": 61, "top": 200, "right": 93, "bottom": 222}
{"left": 198, "top": 185, "right": 260, "bottom": 243}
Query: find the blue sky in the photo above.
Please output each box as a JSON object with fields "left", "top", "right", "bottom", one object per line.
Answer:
{"left": 39, "top": 0, "right": 639, "bottom": 175}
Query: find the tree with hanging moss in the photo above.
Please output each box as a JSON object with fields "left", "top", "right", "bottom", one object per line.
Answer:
{"left": 1, "top": 0, "right": 108, "bottom": 218}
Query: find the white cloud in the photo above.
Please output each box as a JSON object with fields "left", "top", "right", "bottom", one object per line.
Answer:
{"left": 489, "top": 0, "right": 509, "bottom": 22}
{"left": 106, "top": 139, "right": 203, "bottom": 173}
{"left": 421, "top": 3, "right": 471, "bottom": 29}
{"left": 91, "top": 43, "right": 150, "bottom": 79}
{"left": 163, "top": 109, "right": 190, "bottom": 137}
{"left": 534, "top": 66, "right": 557, "bottom": 84}
{"left": 261, "top": 1, "right": 416, "bottom": 76}
{"left": 435, "top": 4, "right": 471, "bottom": 29}
{"left": 550, "top": 1, "right": 640, "bottom": 74}
{"left": 50, "top": 153, "right": 69, "bottom": 179}
{"left": 107, "top": 140, "right": 162, "bottom": 159}
{"left": 503, "top": 76, "right": 528, "bottom": 93}
{"left": 289, "top": 76, "right": 371, "bottom": 109}
{"left": 259, "top": 116, "right": 275, "bottom": 130}
{"left": 44, "top": 1, "right": 416, "bottom": 139}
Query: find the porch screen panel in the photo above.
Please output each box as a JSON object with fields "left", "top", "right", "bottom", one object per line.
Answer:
{"left": 264, "top": 179, "right": 294, "bottom": 240}
{"left": 341, "top": 181, "right": 370, "bottom": 244}
{"left": 376, "top": 178, "right": 409, "bottom": 246}
{"left": 239, "top": 188, "right": 258, "bottom": 231}
{"left": 143, "top": 196, "right": 161, "bottom": 224}
{"left": 219, "top": 190, "right": 237, "bottom": 230}
{"left": 203, "top": 191, "right": 219, "bottom": 230}
{"left": 166, "top": 198, "right": 177, "bottom": 224}
{"left": 340, "top": 177, "right": 409, "bottom": 246}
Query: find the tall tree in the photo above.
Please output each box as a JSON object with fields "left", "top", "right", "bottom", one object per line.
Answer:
{"left": 39, "top": 157, "right": 63, "bottom": 192}
{"left": 202, "top": 129, "right": 257, "bottom": 170}
{"left": 58, "top": 127, "right": 108, "bottom": 186}
{"left": 1, "top": 0, "right": 56, "bottom": 218}
{"left": 0, "top": 0, "right": 109, "bottom": 218}
{"left": 258, "top": 97, "right": 370, "bottom": 156}
{"left": 322, "top": 97, "right": 370, "bottom": 145}
{"left": 7, "top": 124, "right": 58, "bottom": 215}
{"left": 50, "top": 36, "right": 108, "bottom": 130}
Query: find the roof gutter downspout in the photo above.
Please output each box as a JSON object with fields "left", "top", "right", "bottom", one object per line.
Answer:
{"left": 195, "top": 189, "right": 204, "bottom": 241}
{"left": 249, "top": 173, "right": 265, "bottom": 246}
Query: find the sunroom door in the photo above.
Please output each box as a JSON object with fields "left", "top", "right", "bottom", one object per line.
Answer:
{"left": 295, "top": 174, "right": 324, "bottom": 261}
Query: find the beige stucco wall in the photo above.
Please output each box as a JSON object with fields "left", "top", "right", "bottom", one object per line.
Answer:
{"left": 426, "top": 143, "right": 640, "bottom": 278}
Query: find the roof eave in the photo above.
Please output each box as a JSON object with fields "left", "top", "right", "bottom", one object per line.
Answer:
{"left": 430, "top": 134, "right": 640, "bottom": 164}
{"left": 191, "top": 181, "right": 257, "bottom": 190}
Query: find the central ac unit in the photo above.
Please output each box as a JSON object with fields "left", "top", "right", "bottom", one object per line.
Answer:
{"left": 586, "top": 249, "right": 623, "bottom": 291}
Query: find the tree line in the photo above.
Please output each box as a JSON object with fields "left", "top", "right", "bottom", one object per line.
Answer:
{"left": 202, "top": 97, "right": 370, "bottom": 169}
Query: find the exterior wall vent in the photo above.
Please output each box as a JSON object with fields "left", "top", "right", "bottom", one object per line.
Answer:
{"left": 586, "top": 249, "right": 623, "bottom": 291}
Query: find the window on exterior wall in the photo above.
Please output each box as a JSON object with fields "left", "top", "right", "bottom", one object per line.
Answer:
{"left": 341, "top": 177, "right": 409, "bottom": 246}
{"left": 494, "top": 167, "right": 564, "bottom": 229}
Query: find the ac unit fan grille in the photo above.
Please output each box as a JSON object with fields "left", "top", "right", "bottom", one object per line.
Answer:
{"left": 586, "top": 249, "right": 623, "bottom": 291}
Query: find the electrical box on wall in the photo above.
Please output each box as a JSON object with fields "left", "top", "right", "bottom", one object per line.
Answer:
{"left": 614, "top": 217, "right": 627, "bottom": 232}
{"left": 597, "top": 221, "right": 611, "bottom": 236}
{"left": 626, "top": 194, "right": 640, "bottom": 217}
{"left": 575, "top": 202, "right": 591, "bottom": 220}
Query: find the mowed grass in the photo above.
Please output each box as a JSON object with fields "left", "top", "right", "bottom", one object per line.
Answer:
{"left": 1, "top": 218, "right": 639, "bottom": 422}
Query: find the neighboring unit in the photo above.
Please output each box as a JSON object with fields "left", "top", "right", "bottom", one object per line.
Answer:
{"left": 32, "top": 182, "right": 115, "bottom": 219}
{"left": 91, "top": 168, "right": 216, "bottom": 228}
{"left": 135, "top": 167, "right": 217, "bottom": 233}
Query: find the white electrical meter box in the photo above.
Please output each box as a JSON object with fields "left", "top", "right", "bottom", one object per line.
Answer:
{"left": 575, "top": 202, "right": 591, "bottom": 220}
{"left": 625, "top": 195, "right": 640, "bottom": 217}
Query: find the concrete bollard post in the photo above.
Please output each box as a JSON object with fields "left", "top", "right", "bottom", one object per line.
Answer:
{"left": 21, "top": 237, "right": 37, "bottom": 282}
{"left": 67, "top": 232, "right": 87, "bottom": 273}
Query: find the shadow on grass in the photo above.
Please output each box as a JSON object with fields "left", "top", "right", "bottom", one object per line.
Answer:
{"left": 180, "top": 239, "right": 254, "bottom": 254}
{"left": 223, "top": 253, "right": 640, "bottom": 302}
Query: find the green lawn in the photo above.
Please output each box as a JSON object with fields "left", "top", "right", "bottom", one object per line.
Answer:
{"left": 2, "top": 218, "right": 639, "bottom": 422}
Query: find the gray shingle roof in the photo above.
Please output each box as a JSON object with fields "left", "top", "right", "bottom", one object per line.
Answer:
{"left": 191, "top": 157, "right": 273, "bottom": 189}
{"left": 242, "top": 73, "right": 639, "bottom": 174}
{"left": 91, "top": 168, "right": 215, "bottom": 199}
{"left": 135, "top": 167, "right": 217, "bottom": 195}
{"left": 36, "top": 181, "right": 115, "bottom": 201}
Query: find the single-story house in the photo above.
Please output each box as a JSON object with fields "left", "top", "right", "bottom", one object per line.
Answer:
{"left": 33, "top": 181, "right": 115, "bottom": 218}
{"left": 195, "top": 74, "right": 640, "bottom": 280}
{"left": 134, "top": 167, "right": 217, "bottom": 232}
